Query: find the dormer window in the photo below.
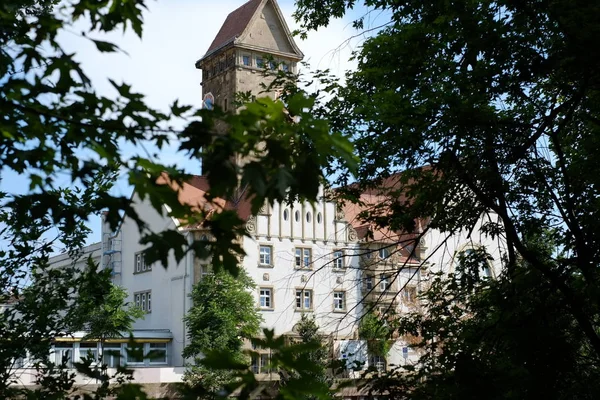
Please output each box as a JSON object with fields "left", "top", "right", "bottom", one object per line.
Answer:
{"left": 256, "top": 57, "right": 264, "bottom": 68}
{"left": 269, "top": 61, "right": 277, "bottom": 70}
{"left": 242, "top": 55, "right": 251, "bottom": 66}
{"left": 282, "top": 63, "right": 289, "bottom": 72}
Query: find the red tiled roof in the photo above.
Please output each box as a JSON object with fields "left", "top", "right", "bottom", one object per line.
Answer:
{"left": 157, "top": 174, "right": 254, "bottom": 229}
{"left": 204, "top": 0, "right": 263, "bottom": 57}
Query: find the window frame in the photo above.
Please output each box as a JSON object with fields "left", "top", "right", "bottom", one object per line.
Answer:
{"left": 295, "top": 288, "right": 313, "bottom": 311}
{"left": 259, "top": 245, "right": 273, "bottom": 267}
{"left": 333, "top": 291, "right": 346, "bottom": 312}
{"left": 258, "top": 287, "right": 274, "bottom": 310}
{"left": 148, "top": 343, "right": 168, "bottom": 365}
{"left": 134, "top": 290, "right": 152, "bottom": 313}
{"left": 333, "top": 250, "right": 345, "bottom": 270}
{"left": 134, "top": 251, "right": 151, "bottom": 274}
{"left": 379, "top": 274, "right": 390, "bottom": 292}
{"left": 242, "top": 54, "right": 251, "bottom": 66}
{"left": 295, "top": 247, "right": 312, "bottom": 269}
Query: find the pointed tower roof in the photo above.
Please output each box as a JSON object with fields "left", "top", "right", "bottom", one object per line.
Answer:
{"left": 197, "top": 0, "right": 303, "bottom": 64}
{"left": 205, "top": 0, "right": 263, "bottom": 56}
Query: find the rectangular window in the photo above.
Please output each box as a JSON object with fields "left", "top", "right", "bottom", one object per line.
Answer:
{"left": 370, "top": 355, "right": 386, "bottom": 372}
{"left": 295, "top": 248, "right": 312, "bottom": 269}
{"left": 256, "top": 57, "right": 264, "bottom": 68}
{"left": 135, "top": 252, "right": 148, "bottom": 273}
{"left": 260, "top": 353, "right": 270, "bottom": 373}
{"left": 269, "top": 60, "right": 277, "bottom": 70}
{"left": 251, "top": 353, "right": 270, "bottom": 374}
{"left": 259, "top": 245, "right": 272, "bottom": 266}
{"left": 148, "top": 343, "right": 167, "bottom": 364}
{"left": 242, "top": 55, "right": 251, "bottom": 66}
{"left": 402, "top": 285, "right": 417, "bottom": 304}
{"left": 79, "top": 342, "right": 98, "bottom": 362}
{"left": 259, "top": 288, "right": 272, "bottom": 309}
{"left": 223, "top": 97, "right": 228, "bottom": 112}
{"left": 135, "top": 291, "right": 151, "bottom": 313}
{"left": 333, "top": 250, "right": 344, "bottom": 269}
{"left": 282, "top": 63, "right": 289, "bottom": 72}
{"left": 295, "top": 289, "right": 312, "bottom": 310}
{"left": 102, "top": 344, "right": 122, "bottom": 368}
{"left": 364, "top": 275, "right": 373, "bottom": 291}
{"left": 333, "top": 291, "right": 345, "bottom": 311}
{"left": 53, "top": 343, "right": 73, "bottom": 368}
{"left": 126, "top": 345, "right": 144, "bottom": 364}
{"left": 379, "top": 274, "right": 390, "bottom": 292}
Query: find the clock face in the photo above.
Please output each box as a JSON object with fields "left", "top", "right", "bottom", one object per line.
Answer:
{"left": 202, "top": 93, "right": 214, "bottom": 110}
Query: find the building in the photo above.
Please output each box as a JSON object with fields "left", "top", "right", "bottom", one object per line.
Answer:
{"left": 13, "top": 0, "right": 506, "bottom": 387}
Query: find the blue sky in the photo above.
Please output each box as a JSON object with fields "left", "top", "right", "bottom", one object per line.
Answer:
{"left": 3, "top": 0, "right": 387, "bottom": 249}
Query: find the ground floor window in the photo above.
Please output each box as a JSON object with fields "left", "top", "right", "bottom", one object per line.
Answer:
{"left": 251, "top": 353, "right": 270, "bottom": 374}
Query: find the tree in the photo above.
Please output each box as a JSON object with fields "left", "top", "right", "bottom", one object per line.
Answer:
{"left": 83, "top": 283, "right": 145, "bottom": 362}
{"left": 1, "top": 0, "right": 353, "bottom": 397}
{"left": 183, "top": 270, "right": 261, "bottom": 399}
{"left": 290, "top": 0, "right": 600, "bottom": 397}
{"left": 280, "top": 314, "right": 332, "bottom": 400}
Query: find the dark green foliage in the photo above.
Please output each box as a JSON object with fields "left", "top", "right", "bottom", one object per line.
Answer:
{"left": 280, "top": 314, "right": 332, "bottom": 400}
{"left": 292, "top": 0, "right": 600, "bottom": 398}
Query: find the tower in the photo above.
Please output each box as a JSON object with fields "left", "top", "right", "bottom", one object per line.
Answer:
{"left": 195, "top": 0, "right": 304, "bottom": 111}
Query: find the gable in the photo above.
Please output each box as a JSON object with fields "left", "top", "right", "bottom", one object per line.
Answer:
{"left": 237, "top": 0, "right": 301, "bottom": 57}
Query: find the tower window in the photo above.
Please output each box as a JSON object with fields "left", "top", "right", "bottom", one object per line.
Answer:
{"left": 256, "top": 57, "right": 264, "bottom": 68}
{"left": 223, "top": 98, "right": 228, "bottom": 112}
{"left": 282, "top": 63, "right": 289, "bottom": 72}
{"left": 269, "top": 61, "right": 277, "bottom": 70}
{"left": 242, "top": 55, "right": 251, "bottom": 66}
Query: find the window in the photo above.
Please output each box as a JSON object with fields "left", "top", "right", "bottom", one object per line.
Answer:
{"left": 102, "top": 343, "right": 121, "bottom": 367}
{"left": 379, "top": 274, "right": 390, "bottom": 292}
{"left": 251, "top": 353, "right": 270, "bottom": 374}
{"left": 294, "top": 210, "right": 300, "bottom": 221}
{"left": 306, "top": 212, "right": 311, "bottom": 223}
{"left": 135, "top": 290, "right": 152, "bottom": 313}
{"left": 259, "top": 245, "right": 272, "bottom": 266}
{"left": 53, "top": 343, "right": 73, "bottom": 368}
{"left": 317, "top": 212, "right": 322, "bottom": 223}
{"left": 379, "top": 248, "right": 390, "bottom": 259}
{"left": 259, "top": 288, "right": 272, "bottom": 309}
{"left": 223, "top": 97, "right": 228, "bottom": 112}
{"left": 126, "top": 345, "right": 144, "bottom": 364}
{"left": 333, "top": 291, "right": 345, "bottom": 311}
{"left": 242, "top": 55, "right": 251, "bottom": 66}
{"left": 199, "top": 264, "right": 213, "bottom": 280}
{"left": 295, "top": 248, "right": 312, "bottom": 269}
{"left": 282, "top": 63, "right": 289, "bottom": 72}
{"left": 256, "top": 57, "right": 264, "bottom": 68}
{"left": 283, "top": 209, "right": 289, "bottom": 220}
{"left": 295, "top": 289, "right": 312, "bottom": 310}
{"left": 369, "top": 355, "right": 386, "bottom": 372}
{"left": 135, "top": 251, "right": 150, "bottom": 273}
{"left": 402, "top": 286, "right": 417, "bottom": 304}
{"left": 79, "top": 342, "right": 98, "bottom": 362}
{"left": 269, "top": 60, "right": 277, "bottom": 70}
{"left": 148, "top": 343, "right": 167, "bottom": 364}
{"left": 363, "top": 275, "right": 373, "bottom": 291}
{"left": 333, "top": 250, "right": 344, "bottom": 269}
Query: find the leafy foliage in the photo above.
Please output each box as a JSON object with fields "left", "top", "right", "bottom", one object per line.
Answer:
{"left": 291, "top": 0, "right": 600, "bottom": 398}
{"left": 183, "top": 270, "right": 261, "bottom": 398}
